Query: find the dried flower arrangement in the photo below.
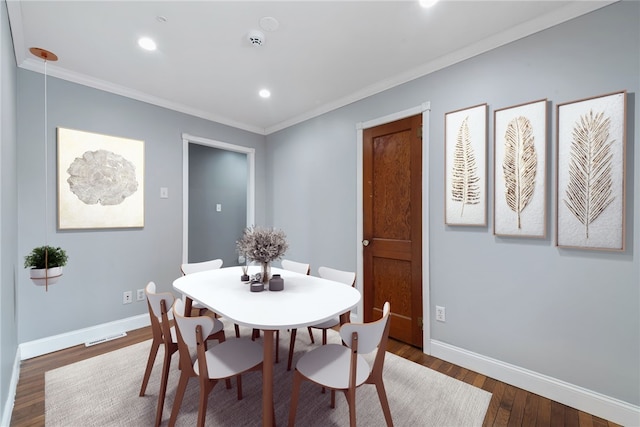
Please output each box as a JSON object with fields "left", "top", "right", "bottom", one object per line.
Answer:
{"left": 236, "top": 226, "right": 289, "bottom": 264}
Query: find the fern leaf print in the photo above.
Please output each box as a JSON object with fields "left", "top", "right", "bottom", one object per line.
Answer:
{"left": 451, "top": 116, "right": 481, "bottom": 217}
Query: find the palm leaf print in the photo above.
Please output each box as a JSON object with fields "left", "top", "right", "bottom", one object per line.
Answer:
{"left": 503, "top": 116, "right": 537, "bottom": 229}
{"left": 563, "top": 109, "right": 614, "bottom": 238}
{"left": 451, "top": 116, "right": 481, "bottom": 216}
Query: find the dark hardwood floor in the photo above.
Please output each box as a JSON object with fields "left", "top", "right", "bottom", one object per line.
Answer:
{"left": 10, "top": 326, "right": 620, "bottom": 427}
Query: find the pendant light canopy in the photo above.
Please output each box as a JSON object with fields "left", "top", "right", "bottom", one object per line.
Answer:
{"left": 29, "top": 47, "right": 58, "bottom": 62}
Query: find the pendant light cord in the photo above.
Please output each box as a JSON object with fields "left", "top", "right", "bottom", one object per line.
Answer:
{"left": 44, "top": 60, "right": 49, "bottom": 289}
{"left": 44, "top": 59, "right": 48, "bottom": 248}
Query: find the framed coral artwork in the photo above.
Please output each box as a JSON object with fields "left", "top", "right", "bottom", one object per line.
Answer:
{"left": 444, "top": 104, "right": 487, "bottom": 226}
{"left": 494, "top": 99, "right": 548, "bottom": 238}
{"left": 556, "top": 91, "right": 627, "bottom": 250}
{"left": 57, "top": 128, "right": 145, "bottom": 229}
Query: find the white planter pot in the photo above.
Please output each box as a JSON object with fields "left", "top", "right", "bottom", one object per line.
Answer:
{"left": 29, "top": 267, "right": 63, "bottom": 286}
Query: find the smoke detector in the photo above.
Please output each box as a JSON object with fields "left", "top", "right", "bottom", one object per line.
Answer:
{"left": 247, "top": 30, "right": 265, "bottom": 47}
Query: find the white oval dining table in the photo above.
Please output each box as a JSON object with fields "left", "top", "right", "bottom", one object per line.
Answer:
{"left": 173, "top": 265, "right": 361, "bottom": 427}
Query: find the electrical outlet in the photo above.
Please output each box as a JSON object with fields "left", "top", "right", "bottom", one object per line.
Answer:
{"left": 136, "top": 289, "right": 145, "bottom": 301}
{"left": 435, "top": 305, "right": 446, "bottom": 322}
{"left": 123, "top": 291, "right": 133, "bottom": 304}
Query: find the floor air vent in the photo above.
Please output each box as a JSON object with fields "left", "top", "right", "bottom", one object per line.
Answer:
{"left": 85, "top": 332, "right": 127, "bottom": 347}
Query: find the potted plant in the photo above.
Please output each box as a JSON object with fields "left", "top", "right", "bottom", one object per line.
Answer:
{"left": 24, "top": 245, "right": 68, "bottom": 286}
{"left": 236, "top": 226, "right": 288, "bottom": 283}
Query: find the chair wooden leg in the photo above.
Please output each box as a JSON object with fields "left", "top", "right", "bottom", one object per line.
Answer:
{"left": 275, "top": 330, "right": 280, "bottom": 363}
{"left": 197, "top": 385, "right": 208, "bottom": 427}
{"left": 307, "top": 326, "right": 315, "bottom": 344}
{"left": 139, "top": 338, "right": 160, "bottom": 396}
{"left": 288, "top": 371, "right": 303, "bottom": 427}
{"left": 154, "top": 346, "right": 173, "bottom": 427}
{"left": 196, "top": 379, "right": 216, "bottom": 427}
{"left": 287, "top": 328, "right": 298, "bottom": 371}
{"left": 375, "top": 380, "right": 394, "bottom": 426}
{"left": 168, "top": 371, "right": 190, "bottom": 427}
{"left": 330, "top": 389, "right": 336, "bottom": 408}
{"left": 320, "top": 328, "right": 330, "bottom": 393}
{"left": 348, "top": 400, "right": 357, "bottom": 427}
{"left": 234, "top": 323, "right": 241, "bottom": 338}
{"left": 236, "top": 374, "right": 243, "bottom": 400}
{"left": 346, "top": 388, "right": 357, "bottom": 427}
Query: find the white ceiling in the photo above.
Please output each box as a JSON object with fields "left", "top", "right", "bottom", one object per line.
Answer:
{"left": 8, "top": 1, "right": 613, "bottom": 135}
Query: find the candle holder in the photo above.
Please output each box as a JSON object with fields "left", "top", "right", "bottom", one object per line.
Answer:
{"left": 250, "top": 280, "right": 264, "bottom": 292}
{"left": 241, "top": 264, "right": 250, "bottom": 282}
{"left": 269, "top": 274, "right": 284, "bottom": 291}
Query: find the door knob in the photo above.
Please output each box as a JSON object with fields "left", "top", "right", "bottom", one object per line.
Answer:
{"left": 362, "top": 239, "right": 370, "bottom": 246}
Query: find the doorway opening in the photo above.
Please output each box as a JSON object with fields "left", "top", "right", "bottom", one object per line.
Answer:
{"left": 181, "top": 133, "right": 255, "bottom": 265}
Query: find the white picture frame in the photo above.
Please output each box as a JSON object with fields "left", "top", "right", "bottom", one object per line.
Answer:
{"left": 444, "top": 104, "right": 487, "bottom": 226}
{"left": 494, "top": 99, "right": 548, "bottom": 238}
{"left": 57, "top": 127, "right": 145, "bottom": 229}
{"left": 556, "top": 91, "right": 627, "bottom": 250}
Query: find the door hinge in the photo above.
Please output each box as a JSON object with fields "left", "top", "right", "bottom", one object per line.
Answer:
{"left": 418, "top": 316, "right": 423, "bottom": 329}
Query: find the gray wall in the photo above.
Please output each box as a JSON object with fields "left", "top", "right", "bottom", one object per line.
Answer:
{"left": 188, "top": 144, "right": 247, "bottom": 266}
{"left": 16, "top": 71, "right": 266, "bottom": 343}
{"left": 265, "top": 2, "right": 639, "bottom": 406}
{"left": 2, "top": 0, "right": 638, "bottom": 418}
{"left": 0, "top": 0, "right": 18, "bottom": 419}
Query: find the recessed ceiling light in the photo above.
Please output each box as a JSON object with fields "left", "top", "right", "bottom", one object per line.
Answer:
{"left": 260, "top": 16, "right": 280, "bottom": 32}
{"left": 259, "top": 89, "right": 271, "bottom": 99}
{"left": 419, "top": 0, "right": 439, "bottom": 8}
{"left": 138, "top": 37, "right": 157, "bottom": 51}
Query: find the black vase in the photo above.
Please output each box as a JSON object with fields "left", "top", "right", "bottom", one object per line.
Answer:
{"left": 269, "top": 274, "right": 284, "bottom": 291}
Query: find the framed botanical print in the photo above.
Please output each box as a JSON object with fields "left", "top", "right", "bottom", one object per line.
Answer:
{"left": 445, "top": 103, "right": 487, "bottom": 226}
{"left": 57, "top": 127, "right": 145, "bottom": 229}
{"left": 556, "top": 91, "right": 627, "bottom": 250}
{"left": 494, "top": 99, "right": 547, "bottom": 238}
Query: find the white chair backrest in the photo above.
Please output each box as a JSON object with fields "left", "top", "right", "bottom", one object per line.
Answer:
{"left": 173, "top": 298, "right": 215, "bottom": 348}
{"left": 340, "top": 302, "right": 390, "bottom": 354}
{"left": 318, "top": 266, "right": 356, "bottom": 287}
{"left": 281, "top": 259, "right": 310, "bottom": 275}
{"left": 180, "top": 259, "right": 223, "bottom": 275}
{"left": 145, "top": 281, "right": 175, "bottom": 319}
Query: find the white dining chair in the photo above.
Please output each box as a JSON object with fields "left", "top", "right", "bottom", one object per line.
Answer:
{"left": 180, "top": 258, "right": 223, "bottom": 275}
{"left": 139, "top": 282, "right": 176, "bottom": 427}
{"left": 140, "top": 282, "right": 226, "bottom": 427}
{"left": 287, "top": 266, "right": 356, "bottom": 371}
{"left": 281, "top": 259, "right": 310, "bottom": 275}
{"left": 181, "top": 258, "right": 241, "bottom": 338}
{"left": 180, "top": 258, "right": 223, "bottom": 315}
{"left": 288, "top": 301, "right": 393, "bottom": 427}
{"left": 169, "top": 298, "right": 263, "bottom": 427}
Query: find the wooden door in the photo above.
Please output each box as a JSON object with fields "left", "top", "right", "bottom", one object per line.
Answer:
{"left": 363, "top": 114, "right": 423, "bottom": 347}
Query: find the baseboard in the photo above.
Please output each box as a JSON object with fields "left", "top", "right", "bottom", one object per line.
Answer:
{"left": 0, "top": 348, "right": 20, "bottom": 427}
{"left": 19, "top": 314, "right": 150, "bottom": 360}
{"left": 431, "top": 340, "right": 640, "bottom": 426}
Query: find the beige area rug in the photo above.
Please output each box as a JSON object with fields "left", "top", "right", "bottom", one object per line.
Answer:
{"left": 45, "top": 325, "right": 491, "bottom": 426}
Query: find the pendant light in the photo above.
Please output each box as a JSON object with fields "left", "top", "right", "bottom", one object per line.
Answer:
{"left": 27, "top": 47, "right": 62, "bottom": 291}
